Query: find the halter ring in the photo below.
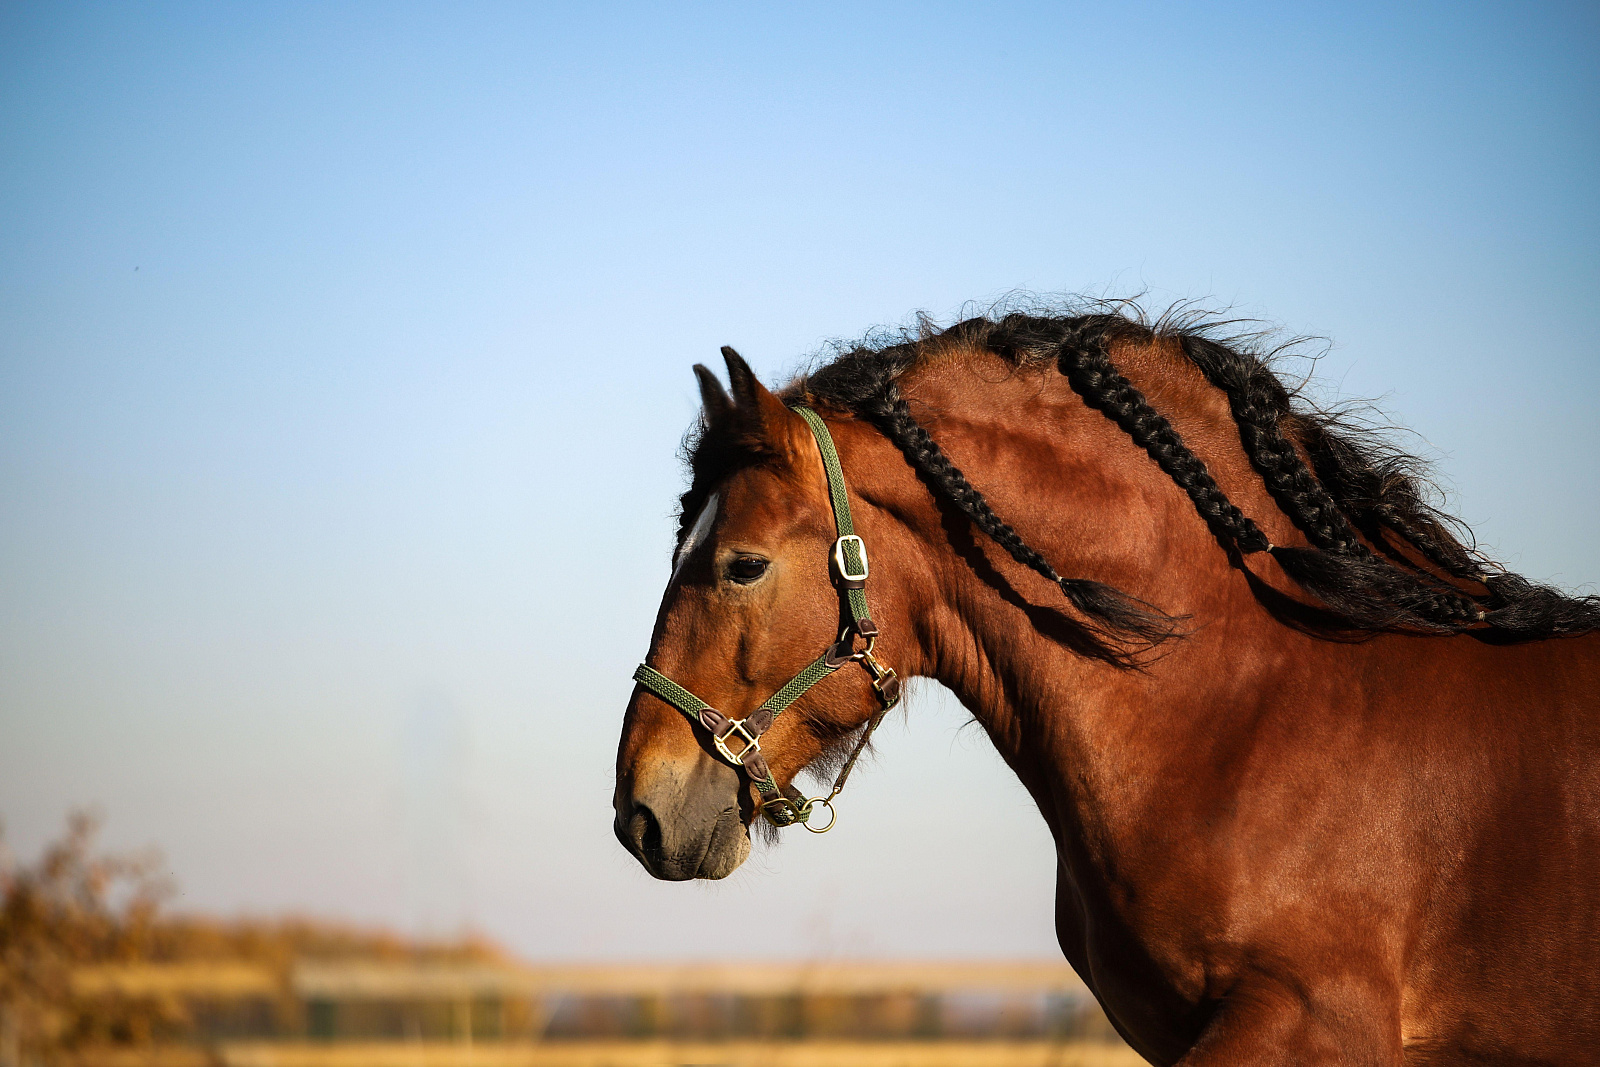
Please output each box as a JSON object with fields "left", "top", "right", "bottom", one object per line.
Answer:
{"left": 800, "top": 797, "right": 837, "bottom": 833}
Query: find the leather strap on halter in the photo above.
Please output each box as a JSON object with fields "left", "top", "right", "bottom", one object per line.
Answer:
{"left": 632, "top": 404, "right": 902, "bottom": 830}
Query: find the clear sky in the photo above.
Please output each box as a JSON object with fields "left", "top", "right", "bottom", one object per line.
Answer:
{"left": 2, "top": 1, "right": 1596, "bottom": 960}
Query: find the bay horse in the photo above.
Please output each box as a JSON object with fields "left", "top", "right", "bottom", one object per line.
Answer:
{"left": 612, "top": 307, "right": 1600, "bottom": 1064}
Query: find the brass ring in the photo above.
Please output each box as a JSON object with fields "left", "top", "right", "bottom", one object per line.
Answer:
{"left": 800, "top": 797, "right": 837, "bottom": 833}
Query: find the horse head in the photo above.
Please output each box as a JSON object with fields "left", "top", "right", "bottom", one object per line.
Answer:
{"left": 612, "top": 347, "right": 913, "bottom": 880}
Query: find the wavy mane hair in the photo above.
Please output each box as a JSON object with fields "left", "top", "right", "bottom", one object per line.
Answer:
{"left": 678, "top": 301, "right": 1600, "bottom": 660}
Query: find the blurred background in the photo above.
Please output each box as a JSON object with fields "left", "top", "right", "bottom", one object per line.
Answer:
{"left": 2, "top": 2, "right": 1596, "bottom": 1065}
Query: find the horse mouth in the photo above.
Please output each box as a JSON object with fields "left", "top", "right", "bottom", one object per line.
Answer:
{"left": 694, "top": 806, "right": 751, "bottom": 879}
{"left": 613, "top": 801, "right": 750, "bottom": 881}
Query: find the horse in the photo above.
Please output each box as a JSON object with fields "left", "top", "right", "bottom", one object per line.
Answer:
{"left": 611, "top": 306, "right": 1600, "bottom": 1064}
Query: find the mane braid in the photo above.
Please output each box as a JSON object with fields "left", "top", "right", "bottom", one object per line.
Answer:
{"left": 791, "top": 323, "right": 1179, "bottom": 667}
{"left": 1053, "top": 331, "right": 1273, "bottom": 556}
{"left": 1168, "top": 334, "right": 1484, "bottom": 631}
{"left": 763, "top": 304, "right": 1600, "bottom": 644}
{"left": 1051, "top": 330, "right": 1480, "bottom": 633}
{"left": 859, "top": 385, "right": 1181, "bottom": 651}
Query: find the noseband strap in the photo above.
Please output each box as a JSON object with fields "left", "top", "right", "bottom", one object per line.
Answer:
{"left": 632, "top": 405, "right": 902, "bottom": 830}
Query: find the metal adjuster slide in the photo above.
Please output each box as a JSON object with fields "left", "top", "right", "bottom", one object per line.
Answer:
{"left": 832, "top": 535, "right": 869, "bottom": 583}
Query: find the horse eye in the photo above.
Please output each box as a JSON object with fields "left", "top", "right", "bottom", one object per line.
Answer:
{"left": 728, "top": 555, "right": 769, "bottom": 583}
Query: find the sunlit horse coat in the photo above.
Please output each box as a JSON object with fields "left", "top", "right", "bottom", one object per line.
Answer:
{"left": 615, "top": 307, "right": 1600, "bottom": 1065}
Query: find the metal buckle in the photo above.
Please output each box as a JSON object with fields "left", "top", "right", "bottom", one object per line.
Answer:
{"left": 760, "top": 794, "right": 805, "bottom": 826}
{"left": 832, "top": 535, "right": 869, "bottom": 583}
{"left": 711, "top": 718, "right": 761, "bottom": 767}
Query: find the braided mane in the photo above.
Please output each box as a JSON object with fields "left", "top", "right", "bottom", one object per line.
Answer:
{"left": 682, "top": 302, "right": 1600, "bottom": 657}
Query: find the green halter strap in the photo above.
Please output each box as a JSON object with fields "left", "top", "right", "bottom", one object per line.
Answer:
{"left": 632, "top": 404, "right": 902, "bottom": 830}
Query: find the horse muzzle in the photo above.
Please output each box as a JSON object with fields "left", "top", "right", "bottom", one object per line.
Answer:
{"left": 612, "top": 757, "right": 751, "bottom": 880}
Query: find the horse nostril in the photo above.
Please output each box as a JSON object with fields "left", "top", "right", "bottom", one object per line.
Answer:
{"left": 618, "top": 800, "right": 663, "bottom": 859}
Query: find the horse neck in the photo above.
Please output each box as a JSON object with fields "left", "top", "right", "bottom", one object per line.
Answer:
{"left": 893, "top": 343, "right": 1301, "bottom": 831}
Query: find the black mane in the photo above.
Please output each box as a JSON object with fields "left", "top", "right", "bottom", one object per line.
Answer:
{"left": 684, "top": 300, "right": 1600, "bottom": 653}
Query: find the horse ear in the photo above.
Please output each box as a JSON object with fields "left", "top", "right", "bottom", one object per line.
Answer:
{"left": 692, "top": 363, "right": 734, "bottom": 426}
{"left": 720, "top": 346, "right": 809, "bottom": 457}
{"left": 720, "top": 347, "right": 763, "bottom": 409}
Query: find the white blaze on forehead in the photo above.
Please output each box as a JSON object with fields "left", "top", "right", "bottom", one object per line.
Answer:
{"left": 672, "top": 491, "right": 719, "bottom": 579}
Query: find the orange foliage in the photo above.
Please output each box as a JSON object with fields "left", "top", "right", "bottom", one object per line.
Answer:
{"left": 0, "top": 812, "right": 500, "bottom": 1064}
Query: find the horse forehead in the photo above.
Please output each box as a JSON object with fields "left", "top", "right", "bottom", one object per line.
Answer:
{"left": 716, "top": 466, "right": 822, "bottom": 533}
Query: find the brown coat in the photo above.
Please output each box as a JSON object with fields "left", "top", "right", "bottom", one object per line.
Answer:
{"left": 614, "top": 335, "right": 1600, "bottom": 1064}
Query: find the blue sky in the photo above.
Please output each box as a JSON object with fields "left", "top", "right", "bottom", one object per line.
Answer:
{"left": 2, "top": 1, "right": 1596, "bottom": 959}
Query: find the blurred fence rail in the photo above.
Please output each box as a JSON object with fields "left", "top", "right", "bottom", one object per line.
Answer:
{"left": 60, "top": 1040, "right": 1144, "bottom": 1067}
{"left": 60, "top": 960, "right": 1125, "bottom": 1043}
{"left": 293, "top": 960, "right": 1096, "bottom": 997}
{"left": 70, "top": 968, "right": 280, "bottom": 1000}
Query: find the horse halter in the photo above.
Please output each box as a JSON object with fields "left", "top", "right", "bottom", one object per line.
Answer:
{"left": 632, "top": 405, "right": 903, "bottom": 831}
